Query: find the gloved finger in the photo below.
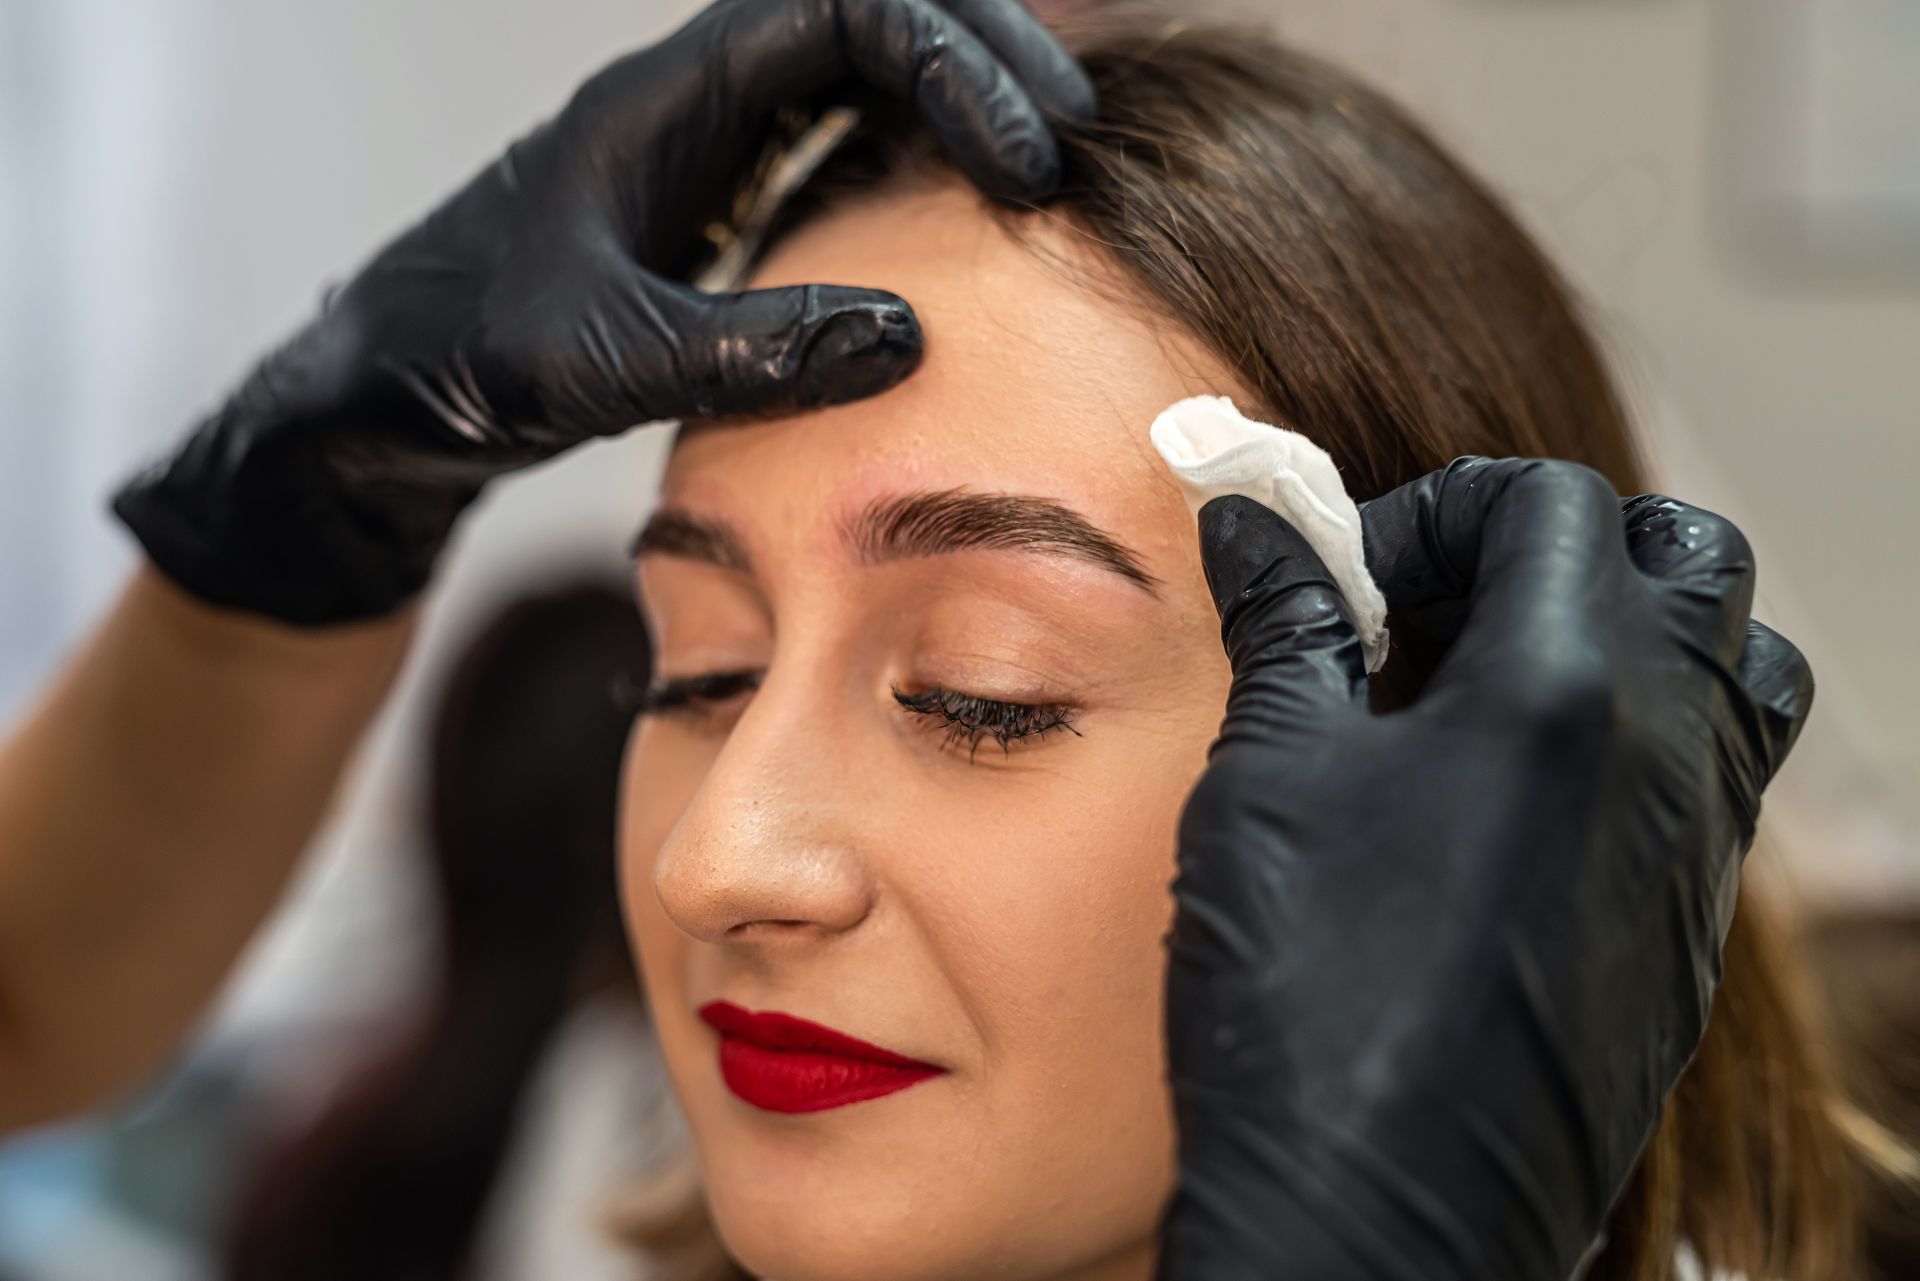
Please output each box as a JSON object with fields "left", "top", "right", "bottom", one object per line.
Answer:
{"left": 1621, "top": 494, "right": 1756, "bottom": 665}
{"left": 838, "top": 0, "right": 1068, "bottom": 199}
{"left": 1736, "top": 619, "right": 1815, "bottom": 781}
{"left": 1358, "top": 456, "right": 1481, "bottom": 648}
{"left": 941, "top": 0, "right": 1098, "bottom": 122}
{"left": 1200, "top": 495, "right": 1369, "bottom": 747}
{"left": 694, "top": 0, "right": 1066, "bottom": 201}
{"left": 650, "top": 281, "right": 922, "bottom": 421}
{"left": 1360, "top": 456, "right": 1629, "bottom": 692}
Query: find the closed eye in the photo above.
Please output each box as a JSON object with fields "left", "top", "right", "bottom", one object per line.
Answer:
{"left": 632, "top": 669, "right": 762, "bottom": 725}
{"left": 891, "top": 685, "right": 1081, "bottom": 762}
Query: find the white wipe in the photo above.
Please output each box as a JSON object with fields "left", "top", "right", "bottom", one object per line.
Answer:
{"left": 1150, "top": 395, "right": 1390, "bottom": 672}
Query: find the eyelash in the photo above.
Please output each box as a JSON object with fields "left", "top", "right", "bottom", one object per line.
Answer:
{"left": 628, "top": 671, "right": 1079, "bottom": 759}
{"left": 890, "top": 685, "right": 1081, "bottom": 760}
{"left": 629, "top": 670, "right": 762, "bottom": 721}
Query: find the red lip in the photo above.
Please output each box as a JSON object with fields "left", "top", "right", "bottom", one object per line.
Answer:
{"left": 698, "top": 1000, "right": 944, "bottom": 1113}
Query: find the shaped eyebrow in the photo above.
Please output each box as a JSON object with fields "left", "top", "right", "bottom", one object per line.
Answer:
{"left": 843, "top": 489, "right": 1159, "bottom": 594}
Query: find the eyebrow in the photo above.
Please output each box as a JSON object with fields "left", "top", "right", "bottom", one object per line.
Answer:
{"left": 845, "top": 489, "right": 1159, "bottom": 593}
{"left": 631, "top": 489, "right": 1159, "bottom": 594}
{"left": 629, "top": 509, "right": 752, "bottom": 573}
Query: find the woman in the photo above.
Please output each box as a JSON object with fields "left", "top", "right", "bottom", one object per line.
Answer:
{"left": 0, "top": 0, "right": 1840, "bottom": 1273}
{"left": 621, "top": 19, "right": 1865, "bottom": 1281}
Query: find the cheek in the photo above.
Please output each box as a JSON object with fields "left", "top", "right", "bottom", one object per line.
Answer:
{"left": 897, "top": 695, "right": 1223, "bottom": 1199}
{"left": 928, "top": 647, "right": 1228, "bottom": 1041}
{"left": 975, "top": 793, "right": 1171, "bottom": 1003}
{"left": 945, "top": 724, "right": 1208, "bottom": 1036}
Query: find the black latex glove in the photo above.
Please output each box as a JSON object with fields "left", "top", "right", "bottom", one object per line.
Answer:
{"left": 1157, "top": 457, "right": 1812, "bottom": 1281}
{"left": 115, "top": 0, "right": 1094, "bottom": 624}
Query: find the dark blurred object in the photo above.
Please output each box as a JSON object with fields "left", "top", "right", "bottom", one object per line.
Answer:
{"left": 222, "top": 581, "right": 650, "bottom": 1281}
{"left": 1801, "top": 908, "right": 1920, "bottom": 1280}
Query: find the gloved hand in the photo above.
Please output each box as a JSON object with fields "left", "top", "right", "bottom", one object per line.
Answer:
{"left": 1156, "top": 457, "right": 1812, "bottom": 1281}
{"left": 115, "top": 0, "right": 1094, "bottom": 624}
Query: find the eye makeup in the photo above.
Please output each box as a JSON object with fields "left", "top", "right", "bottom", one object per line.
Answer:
{"left": 891, "top": 684, "right": 1081, "bottom": 761}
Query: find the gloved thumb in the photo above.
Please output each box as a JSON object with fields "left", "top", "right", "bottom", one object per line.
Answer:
{"left": 1199, "top": 495, "right": 1369, "bottom": 746}
{"left": 659, "top": 281, "right": 923, "bottom": 420}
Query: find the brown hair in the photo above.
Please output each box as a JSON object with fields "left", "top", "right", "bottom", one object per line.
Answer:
{"left": 636, "top": 15, "right": 1871, "bottom": 1279}
{"left": 1802, "top": 909, "right": 1920, "bottom": 1278}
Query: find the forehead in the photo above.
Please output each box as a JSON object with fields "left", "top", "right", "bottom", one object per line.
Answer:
{"left": 666, "top": 181, "right": 1237, "bottom": 572}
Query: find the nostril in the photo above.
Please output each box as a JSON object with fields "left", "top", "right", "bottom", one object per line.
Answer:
{"left": 728, "top": 918, "right": 821, "bottom": 937}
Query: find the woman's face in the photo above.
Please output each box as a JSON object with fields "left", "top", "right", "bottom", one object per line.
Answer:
{"left": 622, "top": 180, "right": 1235, "bottom": 1281}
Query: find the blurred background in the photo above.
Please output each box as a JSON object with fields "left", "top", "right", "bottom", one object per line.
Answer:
{"left": 0, "top": 0, "right": 1915, "bottom": 1277}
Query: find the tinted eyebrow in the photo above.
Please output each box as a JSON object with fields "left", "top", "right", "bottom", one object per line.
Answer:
{"left": 630, "top": 509, "right": 752, "bottom": 573}
{"left": 844, "top": 489, "right": 1159, "bottom": 593}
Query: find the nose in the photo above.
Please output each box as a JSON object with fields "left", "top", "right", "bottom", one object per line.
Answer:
{"left": 652, "top": 670, "right": 877, "bottom": 948}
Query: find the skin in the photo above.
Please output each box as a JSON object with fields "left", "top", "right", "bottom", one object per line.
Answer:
{"left": 624, "top": 179, "right": 1241, "bottom": 1281}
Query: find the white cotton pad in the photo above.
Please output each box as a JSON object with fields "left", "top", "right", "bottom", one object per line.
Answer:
{"left": 1149, "top": 395, "right": 1390, "bottom": 672}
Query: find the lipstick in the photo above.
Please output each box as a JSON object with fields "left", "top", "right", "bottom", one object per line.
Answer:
{"left": 698, "top": 1000, "right": 944, "bottom": 1113}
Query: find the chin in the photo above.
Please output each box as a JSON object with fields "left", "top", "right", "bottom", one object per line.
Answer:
{"left": 695, "top": 1120, "right": 974, "bottom": 1281}
{"left": 713, "top": 1210, "right": 1096, "bottom": 1281}
{"left": 697, "top": 1127, "right": 1165, "bottom": 1281}
{"left": 708, "top": 1181, "right": 970, "bottom": 1281}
